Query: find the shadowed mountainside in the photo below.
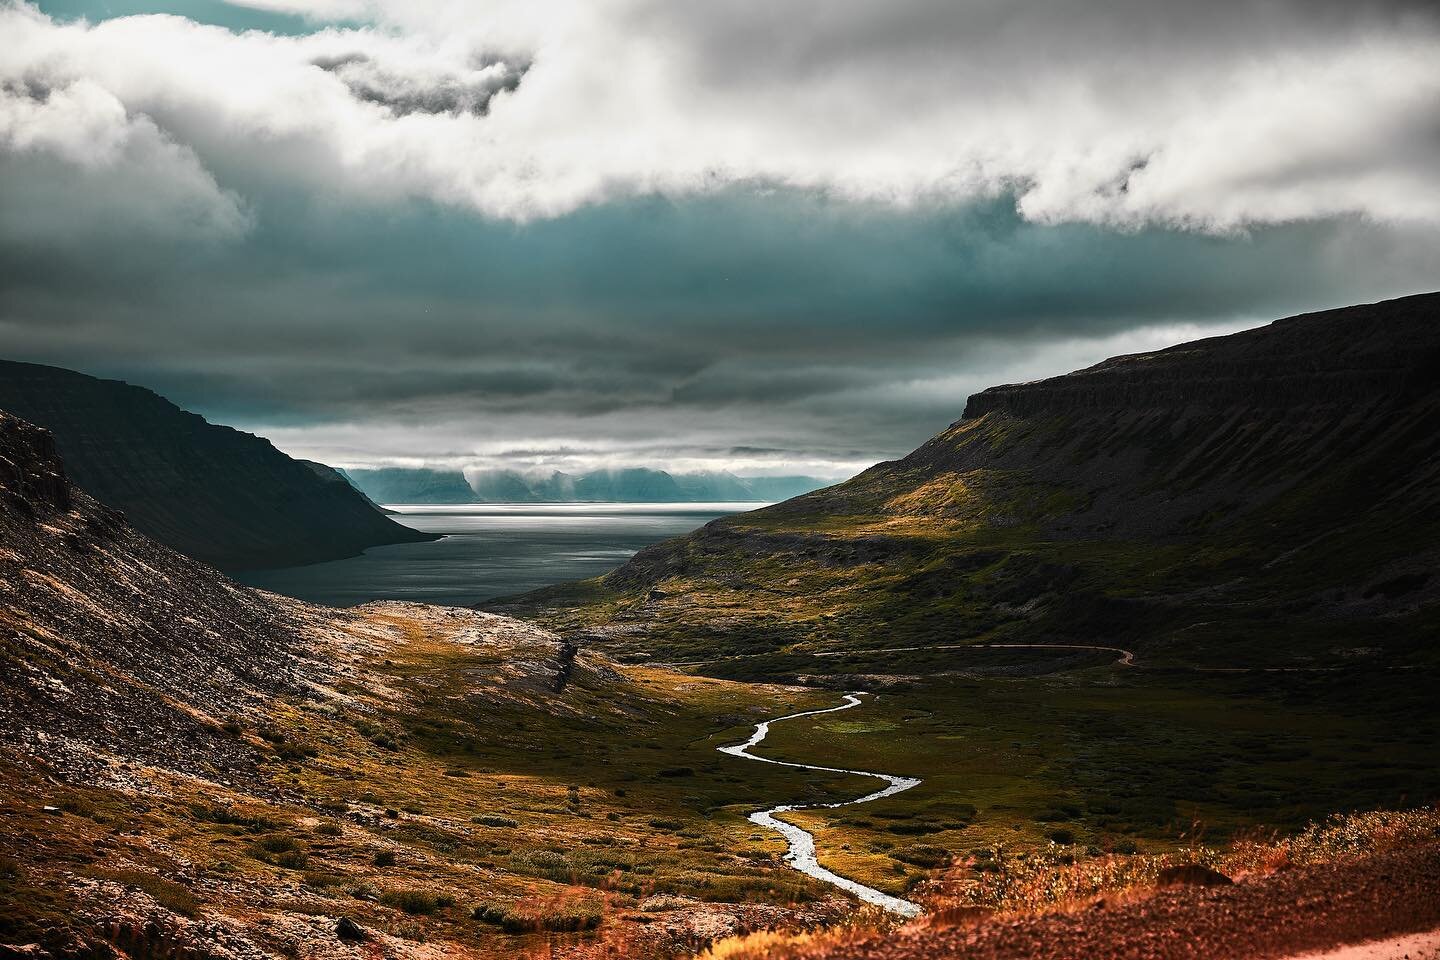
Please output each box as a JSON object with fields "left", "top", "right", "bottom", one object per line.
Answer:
{"left": 491, "top": 293, "right": 1440, "bottom": 676}
{"left": 0, "top": 359, "right": 434, "bottom": 570}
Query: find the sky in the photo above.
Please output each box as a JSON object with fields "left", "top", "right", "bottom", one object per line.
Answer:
{"left": 2, "top": 0, "right": 1438, "bottom": 478}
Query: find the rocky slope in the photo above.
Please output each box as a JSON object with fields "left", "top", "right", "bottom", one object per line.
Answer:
{"left": 493, "top": 293, "right": 1440, "bottom": 675}
{"left": 0, "top": 360, "right": 434, "bottom": 570}
{"left": 0, "top": 413, "right": 851, "bottom": 958}
{"left": 0, "top": 408, "right": 596, "bottom": 792}
{"left": 0, "top": 411, "right": 308, "bottom": 783}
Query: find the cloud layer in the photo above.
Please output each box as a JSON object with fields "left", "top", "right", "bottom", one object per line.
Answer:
{"left": 2, "top": 0, "right": 1439, "bottom": 474}
{"left": 5, "top": 0, "right": 1440, "bottom": 226}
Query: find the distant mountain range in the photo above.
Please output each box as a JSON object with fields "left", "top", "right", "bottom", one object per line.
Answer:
{"left": 0, "top": 359, "right": 435, "bottom": 570}
{"left": 343, "top": 466, "right": 831, "bottom": 504}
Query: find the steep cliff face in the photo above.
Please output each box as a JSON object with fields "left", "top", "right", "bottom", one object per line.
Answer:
{"left": 495, "top": 293, "right": 1440, "bottom": 674}
{"left": 0, "top": 360, "right": 436, "bottom": 570}
{"left": 962, "top": 294, "right": 1439, "bottom": 420}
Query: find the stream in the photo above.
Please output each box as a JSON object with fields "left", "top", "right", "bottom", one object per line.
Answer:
{"left": 718, "top": 693, "right": 924, "bottom": 918}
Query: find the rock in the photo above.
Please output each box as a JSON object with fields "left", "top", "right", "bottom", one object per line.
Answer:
{"left": 335, "top": 917, "right": 367, "bottom": 942}
{"left": 0, "top": 945, "right": 53, "bottom": 960}
{"left": 1156, "top": 864, "right": 1234, "bottom": 888}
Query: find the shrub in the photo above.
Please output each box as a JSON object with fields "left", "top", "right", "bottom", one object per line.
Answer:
{"left": 258, "top": 835, "right": 301, "bottom": 854}
{"left": 302, "top": 870, "right": 347, "bottom": 889}
{"left": 471, "top": 815, "right": 518, "bottom": 828}
{"left": 250, "top": 834, "right": 307, "bottom": 867}
{"left": 380, "top": 888, "right": 453, "bottom": 915}
{"left": 373, "top": 850, "right": 396, "bottom": 868}
{"left": 91, "top": 869, "right": 198, "bottom": 917}
{"left": 893, "top": 845, "right": 949, "bottom": 868}
{"left": 191, "top": 805, "right": 276, "bottom": 832}
{"left": 473, "top": 903, "right": 507, "bottom": 924}
{"left": 474, "top": 899, "right": 601, "bottom": 932}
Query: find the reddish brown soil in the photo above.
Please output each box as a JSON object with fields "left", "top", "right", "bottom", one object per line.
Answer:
{"left": 815, "top": 843, "right": 1440, "bottom": 960}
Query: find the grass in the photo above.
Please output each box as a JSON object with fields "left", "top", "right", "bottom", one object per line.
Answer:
{"left": 87, "top": 868, "right": 200, "bottom": 917}
{"left": 473, "top": 896, "right": 604, "bottom": 932}
{"left": 4, "top": 554, "right": 1435, "bottom": 959}
{"left": 742, "top": 670, "right": 1438, "bottom": 896}
{"left": 380, "top": 887, "right": 455, "bottom": 915}
{"left": 696, "top": 807, "right": 1440, "bottom": 960}
{"left": 0, "top": 604, "right": 857, "bottom": 957}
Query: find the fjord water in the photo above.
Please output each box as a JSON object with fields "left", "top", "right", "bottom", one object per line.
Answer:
{"left": 235, "top": 502, "right": 761, "bottom": 608}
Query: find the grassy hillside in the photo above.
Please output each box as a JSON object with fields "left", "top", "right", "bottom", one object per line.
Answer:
{"left": 492, "top": 293, "right": 1440, "bottom": 678}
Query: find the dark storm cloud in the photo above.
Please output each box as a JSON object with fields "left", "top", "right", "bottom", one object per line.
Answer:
{"left": 314, "top": 51, "right": 528, "bottom": 117}
{"left": 3, "top": 184, "right": 1438, "bottom": 468}
{"left": 4, "top": 0, "right": 1440, "bottom": 470}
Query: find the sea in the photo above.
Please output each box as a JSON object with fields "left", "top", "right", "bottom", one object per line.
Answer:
{"left": 233, "top": 502, "right": 762, "bottom": 608}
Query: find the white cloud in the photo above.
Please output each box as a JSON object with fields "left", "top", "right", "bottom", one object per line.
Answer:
{"left": 0, "top": 46, "right": 250, "bottom": 245}
{"left": 1, "top": 0, "right": 1438, "bottom": 230}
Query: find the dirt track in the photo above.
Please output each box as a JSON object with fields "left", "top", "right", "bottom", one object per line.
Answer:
{"left": 811, "top": 843, "right": 1440, "bottom": 960}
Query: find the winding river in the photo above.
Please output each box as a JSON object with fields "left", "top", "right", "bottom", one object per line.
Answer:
{"left": 718, "top": 693, "right": 924, "bottom": 918}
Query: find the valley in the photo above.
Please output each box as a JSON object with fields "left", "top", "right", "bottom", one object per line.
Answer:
{"left": 2, "top": 294, "right": 1438, "bottom": 959}
{"left": 0, "top": 410, "right": 857, "bottom": 956}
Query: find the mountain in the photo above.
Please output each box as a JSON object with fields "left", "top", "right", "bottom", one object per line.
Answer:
{"left": 1, "top": 409, "right": 834, "bottom": 956}
{"left": 467, "top": 467, "right": 550, "bottom": 501}
{"left": 345, "top": 465, "right": 831, "bottom": 504}
{"left": 673, "top": 470, "right": 753, "bottom": 500}
{"left": 342, "top": 466, "right": 481, "bottom": 504}
{"left": 0, "top": 359, "right": 435, "bottom": 570}
{"left": 491, "top": 293, "right": 1440, "bottom": 674}
{"left": 733, "top": 475, "right": 836, "bottom": 502}
{"left": 0, "top": 410, "right": 310, "bottom": 780}
{"left": 570, "top": 467, "right": 686, "bottom": 501}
